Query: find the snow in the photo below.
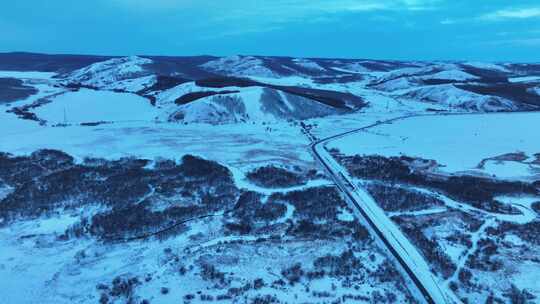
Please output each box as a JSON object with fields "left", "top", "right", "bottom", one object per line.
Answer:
{"left": 329, "top": 112, "right": 540, "bottom": 176}
{"left": 503, "top": 234, "right": 525, "bottom": 246}
{"left": 200, "top": 55, "right": 280, "bottom": 78}
{"left": 405, "top": 185, "right": 537, "bottom": 224}
{"left": 0, "top": 71, "right": 57, "bottom": 80}
{"left": 528, "top": 86, "right": 540, "bottom": 96}
{"left": 395, "top": 84, "right": 517, "bottom": 112}
{"left": 374, "top": 77, "right": 417, "bottom": 91}
{"left": 446, "top": 219, "right": 496, "bottom": 286}
{"left": 3, "top": 56, "right": 540, "bottom": 303}
{"left": 229, "top": 164, "right": 332, "bottom": 195}
{"left": 331, "top": 62, "right": 371, "bottom": 74}
{"left": 0, "top": 184, "right": 13, "bottom": 201}
{"left": 29, "top": 214, "right": 80, "bottom": 235}
{"left": 494, "top": 195, "right": 540, "bottom": 211}
{"left": 462, "top": 62, "right": 510, "bottom": 73}
{"left": 64, "top": 56, "right": 154, "bottom": 91}
{"left": 0, "top": 120, "right": 313, "bottom": 172}
{"left": 479, "top": 160, "right": 538, "bottom": 180}
{"left": 248, "top": 75, "right": 315, "bottom": 87}
{"left": 512, "top": 261, "right": 540, "bottom": 299}
{"left": 153, "top": 82, "right": 207, "bottom": 107}
{"left": 375, "top": 66, "right": 434, "bottom": 82}
{"left": 292, "top": 58, "right": 326, "bottom": 71}
{"left": 337, "top": 207, "right": 355, "bottom": 222}
{"left": 423, "top": 70, "right": 479, "bottom": 81}
{"left": 105, "top": 75, "right": 157, "bottom": 92}
{"left": 509, "top": 76, "right": 540, "bottom": 83}
{"left": 159, "top": 83, "right": 340, "bottom": 124}
{"left": 313, "top": 144, "right": 457, "bottom": 303}
{"left": 32, "top": 89, "right": 157, "bottom": 123}
{"left": 0, "top": 82, "right": 67, "bottom": 134}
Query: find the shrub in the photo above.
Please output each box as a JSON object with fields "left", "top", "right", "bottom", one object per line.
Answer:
{"left": 246, "top": 165, "right": 305, "bottom": 188}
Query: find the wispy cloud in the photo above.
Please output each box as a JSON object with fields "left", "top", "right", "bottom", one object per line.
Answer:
{"left": 112, "top": 0, "right": 441, "bottom": 14}
{"left": 172, "top": 0, "right": 443, "bottom": 39}
{"left": 484, "top": 37, "right": 540, "bottom": 47}
{"left": 480, "top": 7, "right": 540, "bottom": 21}
{"left": 440, "top": 6, "right": 540, "bottom": 25}
{"left": 440, "top": 18, "right": 457, "bottom": 25}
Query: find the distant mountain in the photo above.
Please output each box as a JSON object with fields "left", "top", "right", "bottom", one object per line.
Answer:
{"left": 1, "top": 52, "right": 539, "bottom": 125}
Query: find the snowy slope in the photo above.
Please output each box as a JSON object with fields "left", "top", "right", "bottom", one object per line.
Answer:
{"left": 159, "top": 84, "right": 342, "bottom": 124}
{"left": 292, "top": 58, "right": 326, "bottom": 72}
{"left": 396, "top": 84, "right": 517, "bottom": 112}
{"left": 200, "top": 55, "right": 281, "bottom": 78}
{"left": 63, "top": 56, "right": 156, "bottom": 92}
{"left": 462, "top": 61, "right": 510, "bottom": 73}
{"left": 422, "top": 69, "right": 480, "bottom": 81}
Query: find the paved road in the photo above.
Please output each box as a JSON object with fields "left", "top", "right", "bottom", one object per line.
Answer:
{"left": 308, "top": 114, "right": 458, "bottom": 304}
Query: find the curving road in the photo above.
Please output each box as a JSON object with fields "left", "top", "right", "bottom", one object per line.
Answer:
{"left": 307, "top": 114, "right": 459, "bottom": 304}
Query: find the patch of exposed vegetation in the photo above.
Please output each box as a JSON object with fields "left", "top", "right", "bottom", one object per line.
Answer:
{"left": 246, "top": 165, "right": 306, "bottom": 188}
{"left": 0, "top": 150, "right": 239, "bottom": 240}
{"left": 365, "top": 182, "right": 445, "bottom": 212}
{"left": 0, "top": 77, "right": 38, "bottom": 103}
{"left": 337, "top": 154, "right": 539, "bottom": 214}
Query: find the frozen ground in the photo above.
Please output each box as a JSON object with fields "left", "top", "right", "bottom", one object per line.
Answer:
{"left": 0, "top": 120, "right": 314, "bottom": 172}
{"left": 328, "top": 112, "right": 540, "bottom": 180}
{"left": 328, "top": 112, "right": 540, "bottom": 303}
{"left": 0, "top": 151, "right": 414, "bottom": 304}
{"left": 2, "top": 57, "right": 540, "bottom": 304}
{"left": 33, "top": 89, "right": 157, "bottom": 124}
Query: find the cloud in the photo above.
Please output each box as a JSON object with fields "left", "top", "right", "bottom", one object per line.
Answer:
{"left": 441, "top": 6, "right": 540, "bottom": 25}
{"left": 212, "top": 0, "right": 442, "bottom": 28}
{"left": 110, "top": 0, "right": 200, "bottom": 10}
{"left": 111, "top": 0, "right": 441, "bottom": 14}
{"left": 480, "top": 7, "right": 540, "bottom": 21}
{"left": 109, "top": 0, "right": 443, "bottom": 39}
{"left": 440, "top": 18, "right": 457, "bottom": 25}
{"left": 485, "top": 37, "right": 540, "bottom": 47}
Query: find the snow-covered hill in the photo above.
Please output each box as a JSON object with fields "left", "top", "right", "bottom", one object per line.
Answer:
{"left": 396, "top": 84, "right": 517, "bottom": 112}
{"left": 149, "top": 81, "right": 348, "bottom": 124}
{"left": 200, "top": 55, "right": 282, "bottom": 78}
{"left": 168, "top": 86, "right": 342, "bottom": 124}
{"left": 1, "top": 53, "right": 540, "bottom": 304}
{"left": 2, "top": 53, "right": 539, "bottom": 127}
{"left": 63, "top": 56, "right": 156, "bottom": 92}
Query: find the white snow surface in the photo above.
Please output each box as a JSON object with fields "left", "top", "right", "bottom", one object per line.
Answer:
{"left": 395, "top": 84, "right": 517, "bottom": 112}
{"left": 155, "top": 82, "right": 339, "bottom": 124}
{"left": 333, "top": 62, "right": 372, "bottom": 73}
{"left": 0, "top": 71, "right": 57, "bottom": 80}
{"left": 64, "top": 56, "right": 155, "bottom": 92}
{"left": 462, "top": 62, "right": 510, "bottom": 73}
{"left": 329, "top": 112, "right": 540, "bottom": 176}
{"left": 292, "top": 58, "right": 326, "bottom": 71}
{"left": 32, "top": 89, "right": 157, "bottom": 123}
{"left": 422, "top": 70, "right": 479, "bottom": 81}
{"left": 200, "top": 55, "right": 280, "bottom": 78}
{"left": 509, "top": 76, "right": 540, "bottom": 83}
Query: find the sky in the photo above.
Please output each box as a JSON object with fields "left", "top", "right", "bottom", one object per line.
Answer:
{"left": 1, "top": 0, "right": 540, "bottom": 62}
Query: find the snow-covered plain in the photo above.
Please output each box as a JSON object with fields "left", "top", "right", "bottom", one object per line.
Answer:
{"left": 0, "top": 70, "right": 57, "bottom": 80}
{"left": 329, "top": 112, "right": 540, "bottom": 179}
{"left": 33, "top": 89, "right": 157, "bottom": 123}
{"left": 0, "top": 120, "right": 314, "bottom": 172}
{"left": 2, "top": 55, "right": 540, "bottom": 304}
{"left": 325, "top": 110, "right": 540, "bottom": 303}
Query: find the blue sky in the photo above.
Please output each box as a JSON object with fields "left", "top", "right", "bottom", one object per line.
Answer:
{"left": 1, "top": 0, "right": 539, "bottom": 61}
